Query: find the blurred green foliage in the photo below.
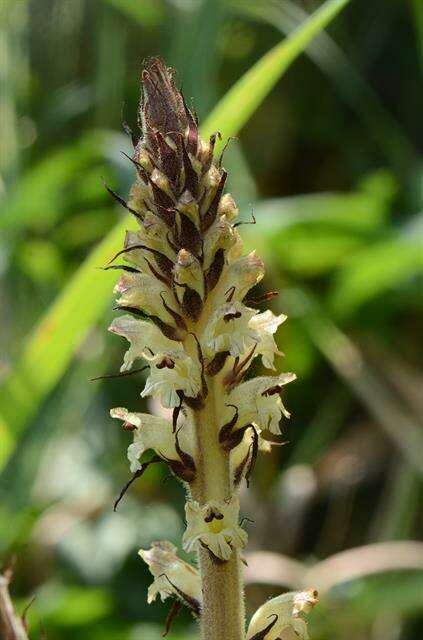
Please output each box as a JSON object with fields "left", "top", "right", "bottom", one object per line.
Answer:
{"left": 0, "top": 1, "right": 422, "bottom": 639}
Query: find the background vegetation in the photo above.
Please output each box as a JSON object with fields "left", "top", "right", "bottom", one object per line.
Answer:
{"left": 0, "top": 0, "right": 422, "bottom": 638}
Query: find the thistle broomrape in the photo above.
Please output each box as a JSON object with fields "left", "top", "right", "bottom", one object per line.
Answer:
{"left": 107, "top": 57, "right": 316, "bottom": 639}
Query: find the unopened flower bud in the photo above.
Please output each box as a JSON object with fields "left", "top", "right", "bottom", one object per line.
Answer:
{"left": 173, "top": 249, "right": 205, "bottom": 300}
{"left": 218, "top": 193, "right": 239, "bottom": 221}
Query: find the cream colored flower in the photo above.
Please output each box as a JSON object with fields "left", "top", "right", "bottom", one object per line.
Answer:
{"left": 249, "top": 310, "right": 286, "bottom": 369}
{"left": 114, "top": 271, "right": 176, "bottom": 320}
{"left": 182, "top": 497, "right": 247, "bottom": 560}
{"left": 139, "top": 541, "right": 201, "bottom": 611}
{"left": 142, "top": 350, "right": 202, "bottom": 408}
{"left": 227, "top": 374, "right": 296, "bottom": 434}
{"left": 203, "top": 216, "right": 237, "bottom": 269}
{"left": 216, "top": 251, "right": 265, "bottom": 303}
{"left": 109, "top": 315, "right": 178, "bottom": 372}
{"left": 173, "top": 249, "right": 205, "bottom": 299}
{"left": 203, "top": 301, "right": 259, "bottom": 357}
{"left": 246, "top": 590, "right": 318, "bottom": 640}
{"left": 110, "top": 407, "right": 188, "bottom": 472}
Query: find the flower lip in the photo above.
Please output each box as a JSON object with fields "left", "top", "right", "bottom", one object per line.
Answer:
{"left": 139, "top": 540, "right": 202, "bottom": 612}
{"left": 182, "top": 497, "right": 248, "bottom": 561}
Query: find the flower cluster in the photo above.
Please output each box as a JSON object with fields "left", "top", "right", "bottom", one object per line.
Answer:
{"left": 107, "top": 58, "right": 316, "bottom": 637}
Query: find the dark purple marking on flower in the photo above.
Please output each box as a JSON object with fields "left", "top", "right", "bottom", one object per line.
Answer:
{"left": 204, "top": 247, "right": 225, "bottom": 293}
{"left": 225, "top": 285, "right": 236, "bottom": 303}
{"left": 144, "top": 256, "right": 172, "bottom": 287}
{"left": 248, "top": 614, "right": 279, "bottom": 640}
{"left": 120, "top": 151, "right": 150, "bottom": 183}
{"left": 172, "top": 391, "right": 184, "bottom": 433}
{"left": 90, "top": 366, "right": 148, "bottom": 382}
{"left": 160, "top": 574, "right": 202, "bottom": 616}
{"left": 200, "top": 170, "right": 227, "bottom": 232}
{"left": 244, "top": 291, "right": 278, "bottom": 305}
{"left": 225, "top": 344, "right": 257, "bottom": 388}
{"left": 218, "top": 404, "right": 238, "bottom": 443}
{"left": 114, "top": 306, "right": 184, "bottom": 341}
{"left": 204, "top": 508, "right": 224, "bottom": 523}
{"left": 113, "top": 455, "right": 162, "bottom": 511}
{"left": 180, "top": 137, "right": 199, "bottom": 197}
{"left": 188, "top": 332, "right": 207, "bottom": 399}
{"left": 182, "top": 287, "right": 203, "bottom": 322}
{"left": 109, "top": 243, "right": 174, "bottom": 280}
{"left": 150, "top": 180, "right": 176, "bottom": 215}
{"left": 262, "top": 385, "right": 283, "bottom": 397}
{"left": 176, "top": 211, "right": 202, "bottom": 256}
{"left": 174, "top": 427, "right": 196, "bottom": 478}
{"left": 223, "top": 310, "right": 242, "bottom": 322}
{"left": 103, "top": 264, "right": 142, "bottom": 274}
{"left": 160, "top": 292, "right": 187, "bottom": 330}
{"left": 163, "top": 600, "right": 183, "bottom": 637}
{"left": 156, "top": 131, "right": 181, "bottom": 184}
{"left": 166, "top": 230, "right": 180, "bottom": 254}
{"left": 206, "top": 350, "right": 229, "bottom": 376}
{"left": 245, "top": 425, "right": 259, "bottom": 488}
{"left": 219, "top": 404, "right": 252, "bottom": 453}
{"left": 156, "top": 356, "right": 175, "bottom": 369}
{"left": 103, "top": 183, "right": 143, "bottom": 221}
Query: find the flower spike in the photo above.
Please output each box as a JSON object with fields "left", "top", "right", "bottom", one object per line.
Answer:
{"left": 106, "top": 57, "right": 298, "bottom": 639}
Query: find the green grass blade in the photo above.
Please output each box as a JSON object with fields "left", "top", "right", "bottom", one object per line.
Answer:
{"left": 0, "top": 0, "right": 350, "bottom": 469}
{"left": 411, "top": 0, "right": 423, "bottom": 72}
{"left": 202, "top": 0, "right": 351, "bottom": 143}
{"left": 0, "top": 217, "right": 130, "bottom": 467}
{"left": 329, "top": 237, "right": 423, "bottom": 317}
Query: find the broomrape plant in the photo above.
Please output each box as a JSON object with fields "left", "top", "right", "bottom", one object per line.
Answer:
{"left": 107, "top": 58, "right": 318, "bottom": 640}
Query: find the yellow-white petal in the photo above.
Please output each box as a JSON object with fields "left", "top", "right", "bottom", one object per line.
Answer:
{"left": 246, "top": 590, "right": 318, "bottom": 640}
{"left": 182, "top": 497, "right": 247, "bottom": 561}
{"left": 109, "top": 315, "right": 178, "bottom": 371}
{"left": 203, "top": 301, "right": 259, "bottom": 358}
{"left": 227, "top": 374, "right": 296, "bottom": 434}
{"left": 248, "top": 310, "right": 287, "bottom": 369}
{"left": 139, "top": 541, "right": 201, "bottom": 609}
{"left": 110, "top": 407, "right": 192, "bottom": 472}
{"left": 142, "top": 350, "right": 202, "bottom": 408}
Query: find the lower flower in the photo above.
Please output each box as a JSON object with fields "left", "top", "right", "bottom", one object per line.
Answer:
{"left": 139, "top": 540, "right": 202, "bottom": 613}
{"left": 182, "top": 496, "right": 247, "bottom": 561}
{"left": 246, "top": 590, "right": 318, "bottom": 640}
{"left": 110, "top": 407, "right": 193, "bottom": 472}
{"left": 227, "top": 373, "right": 296, "bottom": 434}
{"left": 142, "top": 350, "right": 202, "bottom": 408}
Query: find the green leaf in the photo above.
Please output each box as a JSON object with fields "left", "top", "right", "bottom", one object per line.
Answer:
{"left": 329, "top": 237, "right": 423, "bottom": 317}
{"left": 0, "top": 217, "right": 130, "bottom": 466}
{"left": 243, "top": 190, "right": 389, "bottom": 276}
{"left": 411, "top": 0, "right": 423, "bottom": 72}
{"left": 0, "top": 0, "right": 351, "bottom": 470}
{"left": 102, "top": 0, "right": 163, "bottom": 27}
{"left": 0, "top": 131, "right": 123, "bottom": 233}
{"left": 202, "top": 0, "right": 351, "bottom": 145}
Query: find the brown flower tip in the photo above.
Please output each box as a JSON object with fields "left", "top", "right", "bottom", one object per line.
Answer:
{"left": 140, "top": 57, "right": 188, "bottom": 145}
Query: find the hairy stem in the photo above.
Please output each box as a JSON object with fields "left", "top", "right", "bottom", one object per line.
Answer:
{"left": 191, "top": 377, "right": 245, "bottom": 640}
